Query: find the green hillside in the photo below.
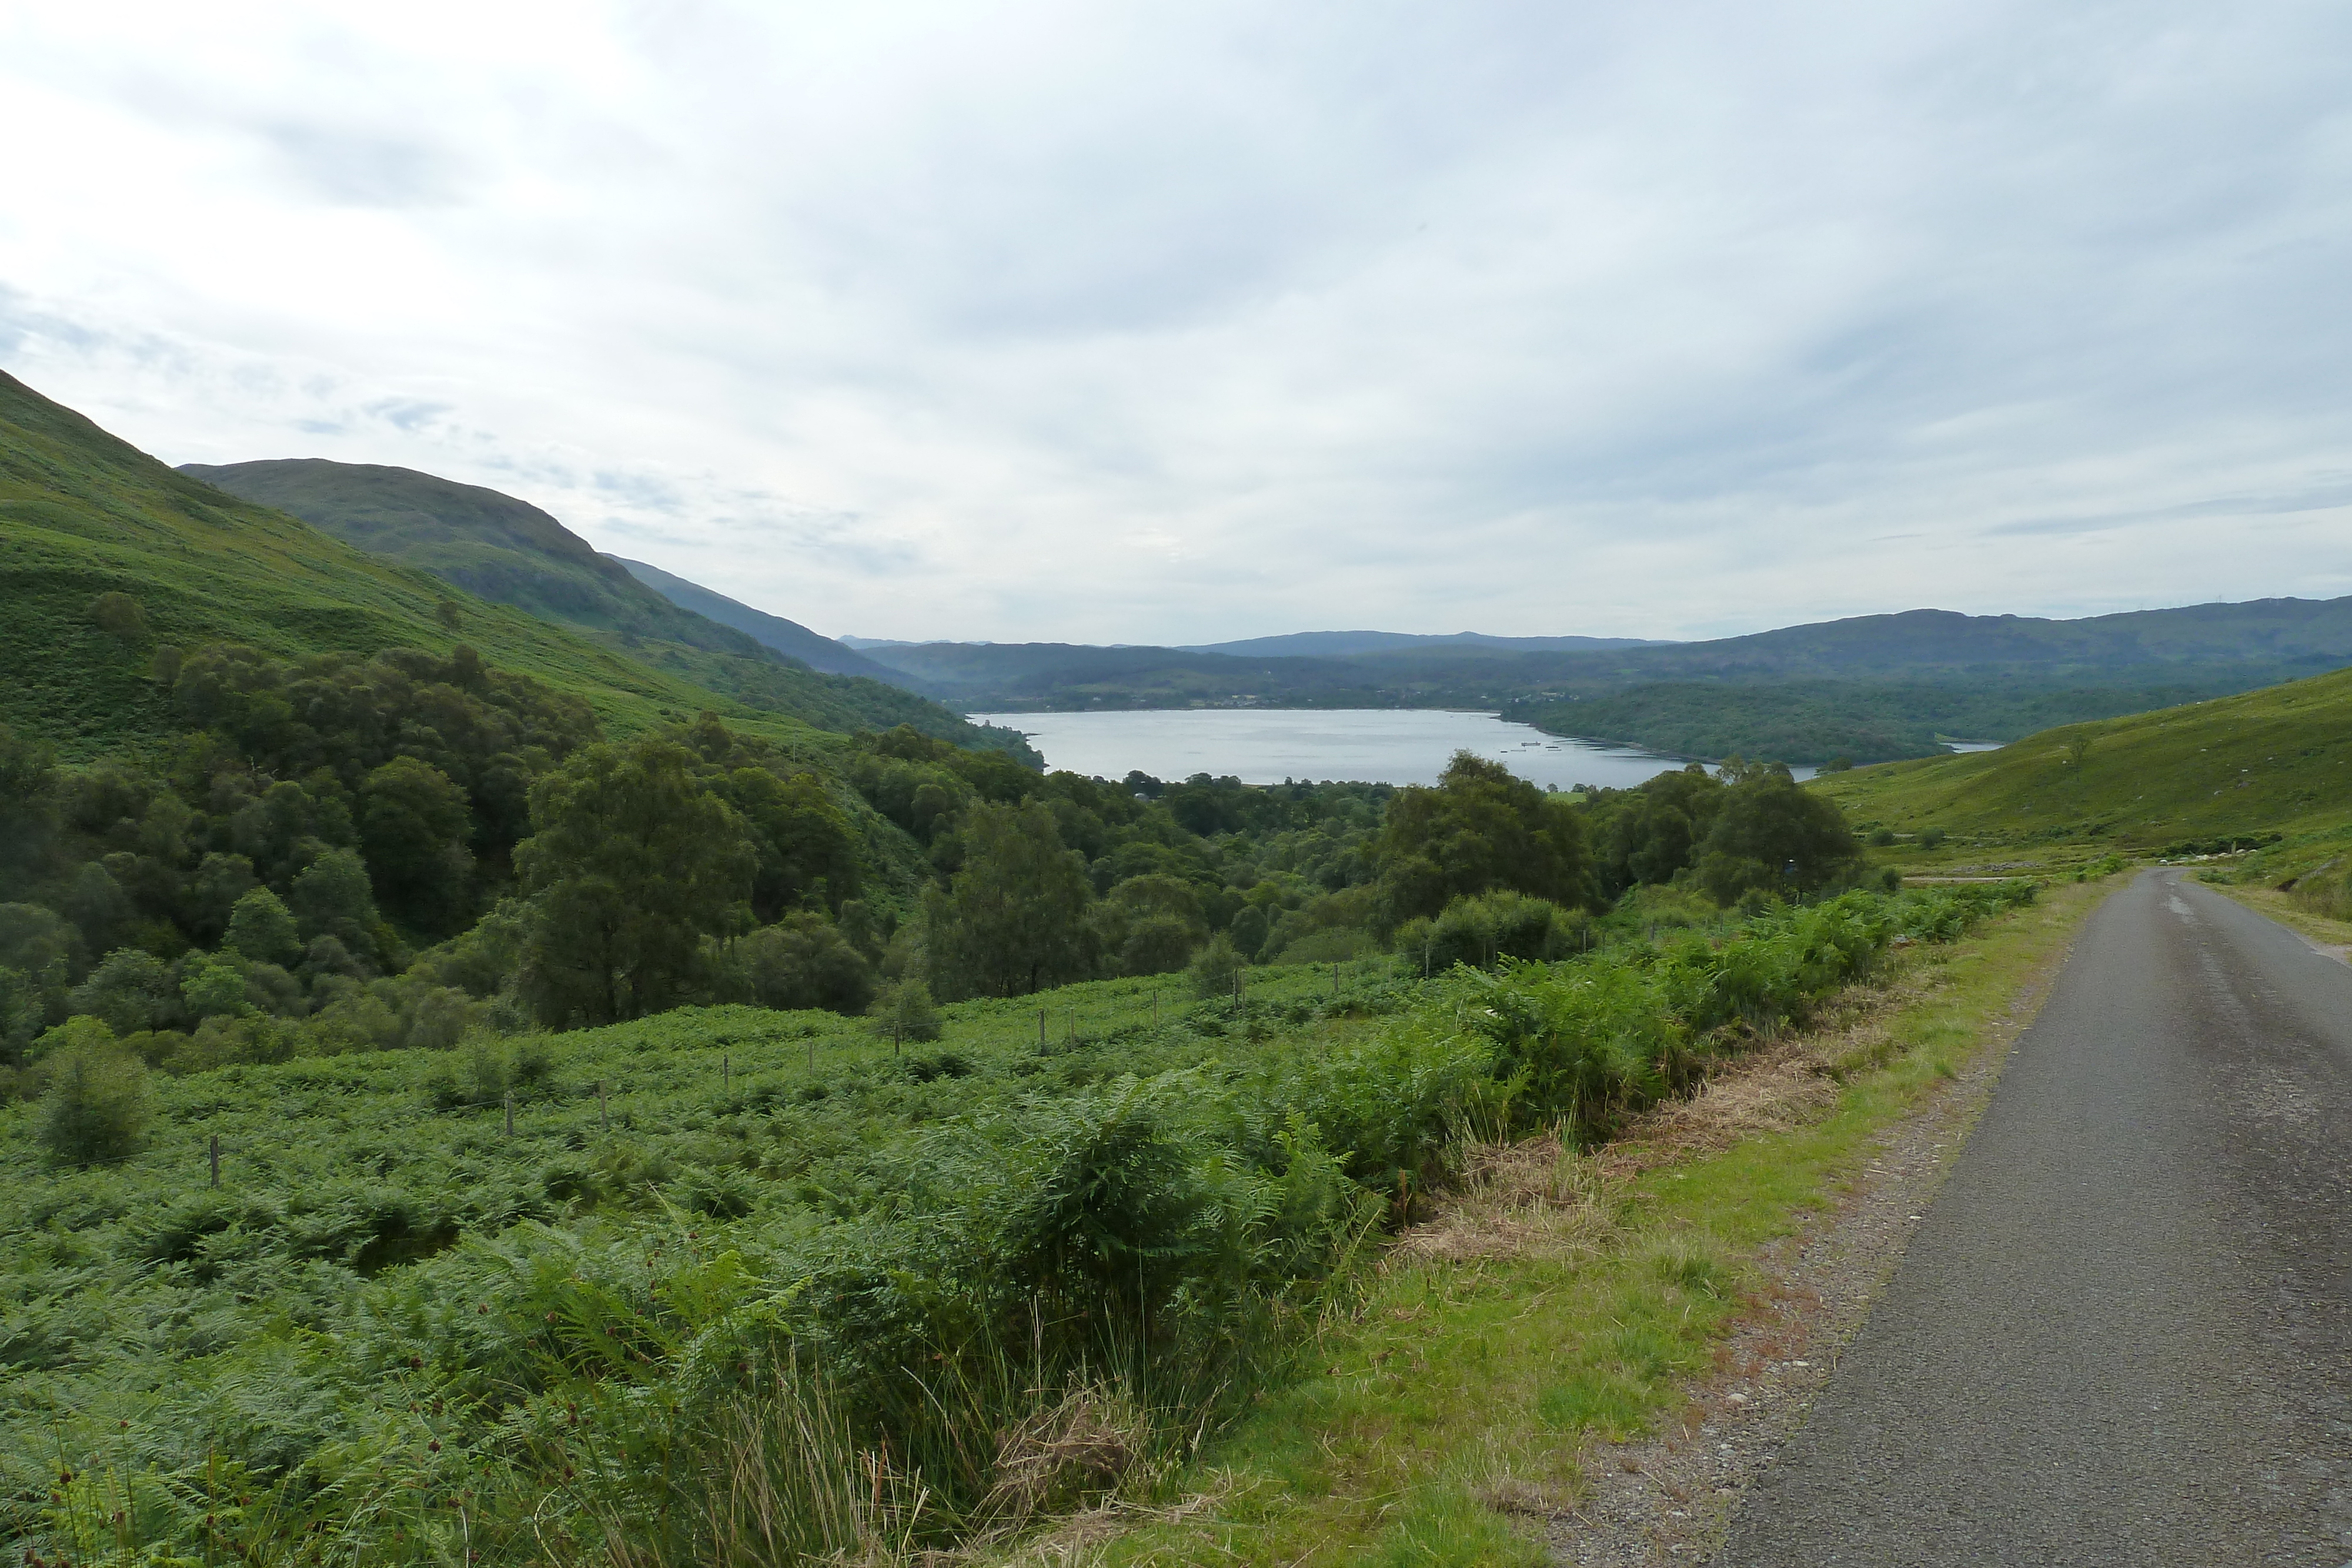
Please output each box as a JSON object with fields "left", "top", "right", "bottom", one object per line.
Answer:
{"left": 612, "top": 554, "right": 912, "bottom": 683}
{"left": 181, "top": 458, "right": 1035, "bottom": 760}
{"left": 1512, "top": 674, "right": 2272, "bottom": 765}
{"left": 0, "top": 373, "right": 832, "bottom": 760}
{"left": 0, "top": 370, "right": 965, "bottom": 901}
{"left": 1814, "top": 664, "right": 2352, "bottom": 872}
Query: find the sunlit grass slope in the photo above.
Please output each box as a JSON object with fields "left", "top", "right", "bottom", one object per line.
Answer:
{"left": 1815, "top": 664, "right": 2352, "bottom": 870}
{"left": 0, "top": 369, "right": 839, "bottom": 764}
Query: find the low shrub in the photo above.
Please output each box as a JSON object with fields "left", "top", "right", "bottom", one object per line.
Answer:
{"left": 35, "top": 1039, "right": 152, "bottom": 1165}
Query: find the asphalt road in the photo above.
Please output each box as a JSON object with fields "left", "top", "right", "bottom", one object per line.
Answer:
{"left": 1720, "top": 871, "right": 2352, "bottom": 1566}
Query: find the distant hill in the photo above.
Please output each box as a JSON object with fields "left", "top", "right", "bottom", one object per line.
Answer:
{"left": 1182, "top": 630, "right": 1671, "bottom": 658}
{"left": 1813, "top": 662, "right": 2352, "bottom": 866}
{"left": 850, "top": 640, "right": 1385, "bottom": 710}
{"left": 834, "top": 601, "right": 2352, "bottom": 759}
{"left": 181, "top": 458, "right": 1034, "bottom": 760}
{"left": 1525, "top": 601, "right": 2352, "bottom": 683}
{"left": 1512, "top": 677, "right": 2278, "bottom": 766}
{"left": 610, "top": 556, "right": 906, "bottom": 682}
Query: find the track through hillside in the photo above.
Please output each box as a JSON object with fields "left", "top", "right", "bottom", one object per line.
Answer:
{"left": 1721, "top": 870, "right": 2352, "bottom": 1566}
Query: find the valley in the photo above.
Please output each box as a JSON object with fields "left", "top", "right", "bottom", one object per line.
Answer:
{"left": 3, "top": 365, "right": 2348, "bottom": 1566}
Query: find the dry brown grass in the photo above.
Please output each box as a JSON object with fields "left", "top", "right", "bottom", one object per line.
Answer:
{"left": 1396, "top": 964, "right": 1933, "bottom": 1262}
{"left": 974, "top": 1386, "right": 1148, "bottom": 1534}
{"left": 1388, "top": 1131, "right": 1616, "bottom": 1266}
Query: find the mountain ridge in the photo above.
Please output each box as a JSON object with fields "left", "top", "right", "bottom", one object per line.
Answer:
{"left": 177, "top": 457, "right": 1034, "bottom": 759}
{"left": 609, "top": 554, "right": 909, "bottom": 683}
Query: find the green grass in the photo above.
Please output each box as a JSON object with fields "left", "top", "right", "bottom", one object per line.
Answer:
{"left": 4, "top": 889, "right": 2016, "bottom": 1564}
{"left": 1510, "top": 674, "right": 2299, "bottom": 766}
{"left": 1080, "top": 880, "right": 2108, "bottom": 1566}
{"left": 1813, "top": 665, "right": 2352, "bottom": 878}
{"left": 0, "top": 368, "right": 962, "bottom": 894}
{"left": 0, "top": 368, "right": 843, "bottom": 764}
{"left": 182, "top": 457, "right": 1032, "bottom": 758}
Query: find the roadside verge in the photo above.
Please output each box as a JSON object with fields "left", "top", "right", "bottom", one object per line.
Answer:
{"left": 1041, "top": 878, "right": 2113, "bottom": 1567}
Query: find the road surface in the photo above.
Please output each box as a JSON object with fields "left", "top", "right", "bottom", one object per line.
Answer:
{"left": 1721, "top": 870, "right": 2352, "bottom": 1566}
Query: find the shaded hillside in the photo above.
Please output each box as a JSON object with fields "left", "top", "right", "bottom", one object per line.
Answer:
{"left": 612, "top": 555, "right": 908, "bottom": 681}
{"left": 1368, "top": 601, "right": 2352, "bottom": 690}
{"left": 0, "top": 372, "right": 821, "bottom": 760}
{"left": 181, "top": 458, "right": 1034, "bottom": 761}
{"left": 854, "top": 640, "right": 1389, "bottom": 710}
{"left": 1182, "top": 629, "right": 1671, "bottom": 658}
{"left": 853, "top": 603, "right": 2352, "bottom": 755}
{"left": 1512, "top": 675, "right": 2292, "bottom": 765}
{"left": 0, "top": 369, "right": 951, "bottom": 895}
{"left": 1813, "top": 665, "right": 2352, "bottom": 865}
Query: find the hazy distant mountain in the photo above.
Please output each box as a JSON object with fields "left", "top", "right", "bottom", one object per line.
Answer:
{"left": 825, "top": 598, "right": 2352, "bottom": 761}
{"left": 610, "top": 557, "right": 907, "bottom": 683}
{"left": 1182, "top": 630, "right": 1672, "bottom": 657}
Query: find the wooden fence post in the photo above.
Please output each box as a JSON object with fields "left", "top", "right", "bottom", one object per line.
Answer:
{"left": 209, "top": 1133, "right": 220, "bottom": 1189}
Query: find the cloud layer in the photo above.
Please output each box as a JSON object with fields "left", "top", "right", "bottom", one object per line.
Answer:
{"left": 4, "top": 1, "right": 2349, "bottom": 642}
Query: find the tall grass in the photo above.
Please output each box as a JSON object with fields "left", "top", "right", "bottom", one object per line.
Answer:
{"left": 9, "top": 883, "right": 2032, "bottom": 1565}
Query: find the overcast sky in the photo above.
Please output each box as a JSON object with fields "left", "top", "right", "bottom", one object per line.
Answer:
{"left": 4, "top": 2, "right": 2348, "bottom": 644}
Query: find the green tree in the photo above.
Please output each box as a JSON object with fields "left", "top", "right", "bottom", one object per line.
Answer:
{"left": 0, "top": 967, "right": 44, "bottom": 1058}
{"left": 88, "top": 590, "right": 149, "bottom": 639}
{"left": 62, "top": 862, "right": 133, "bottom": 954}
{"left": 739, "top": 914, "right": 874, "bottom": 1014}
{"left": 36, "top": 1037, "right": 153, "bottom": 1165}
{"left": 1374, "top": 753, "right": 1594, "bottom": 930}
{"left": 188, "top": 852, "right": 258, "bottom": 944}
{"left": 359, "top": 757, "right": 475, "bottom": 933}
{"left": 1225, "top": 904, "right": 1269, "bottom": 961}
{"left": 288, "top": 848, "right": 382, "bottom": 957}
{"left": 0, "top": 904, "right": 82, "bottom": 983}
{"left": 224, "top": 888, "right": 302, "bottom": 967}
{"left": 0, "top": 724, "right": 58, "bottom": 877}
{"left": 722, "top": 767, "right": 860, "bottom": 920}
{"left": 1188, "top": 933, "right": 1245, "bottom": 999}
{"left": 928, "top": 801, "right": 1096, "bottom": 998}
{"left": 1693, "top": 768, "right": 1866, "bottom": 904}
{"left": 180, "top": 956, "right": 251, "bottom": 1020}
{"left": 68, "top": 948, "right": 176, "bottom": 1034}
{"left": 1119, "top": 913, "right": 1201, "bottom": 977}
{"left": 868, "top": 976, "right": 943, "bottom": 1043}
{"left": 514, "top": 738, "right": 754, "bottom": 1027}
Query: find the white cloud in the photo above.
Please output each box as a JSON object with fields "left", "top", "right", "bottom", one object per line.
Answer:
{"left": 4, "top": 0, "right": 2349, "bottom": 643}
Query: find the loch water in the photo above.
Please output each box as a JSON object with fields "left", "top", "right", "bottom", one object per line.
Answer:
{"left": 966, "top": 708, "right": 1803, "bottom": 791}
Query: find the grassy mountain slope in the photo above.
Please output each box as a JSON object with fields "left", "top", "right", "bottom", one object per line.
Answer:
{"left": 1396, "top": 601, "right": 2352, "bottom": 688}
{"left": 0, "top": 370, "right": 955, "bottom": 895}
{"left": 1813, "top": 665, "right": 2352, "bottom": 867}
{"left": 1511, "top": 674, "right": 2286, "bottom": 765}
{"left": 611, "top": 554, "right": 910, "bottom": 682}
{"left": 0, "top": 373, "right": 838, "bottom": 759}
{"left": 180, "top": 458, "right": 1035, "bottom": 760}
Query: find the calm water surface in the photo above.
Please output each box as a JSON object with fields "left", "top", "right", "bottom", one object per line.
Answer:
{"left": 969, "top": 708, "right": 1785, "bottom": 790}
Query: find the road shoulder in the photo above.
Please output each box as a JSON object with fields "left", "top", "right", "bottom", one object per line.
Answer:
{"left": 1550, "top": 880, "right": 2104, "bottom": 1564}
{"left": 1063, "top": 881, "right": 2113, "bottom": 1568}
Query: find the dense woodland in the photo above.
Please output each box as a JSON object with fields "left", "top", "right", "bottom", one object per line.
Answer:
{"left": 1, "top": 634, "right": 1885, "bottom": 1093}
